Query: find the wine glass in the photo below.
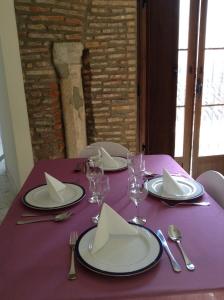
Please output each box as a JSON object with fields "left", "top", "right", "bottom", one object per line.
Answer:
{"left": 127, "top": 151, "right": 135, "bottom": 176}
{"left": 127, "top": 152, "right": 145, "bottom": 178}
{"left": 92, "top": 175, "right": 110, "bottom": 224}
{"left": 139, "top": 153, "right": 146, "bottom": 175}
{"left": 91, "top": 149, "right": 104, "bottom": 172}
{"left": 85, "top": 159, "right": 103, "bottom": 203}
{"left": 128, "top": 175, "right": 147, "bottom": 225}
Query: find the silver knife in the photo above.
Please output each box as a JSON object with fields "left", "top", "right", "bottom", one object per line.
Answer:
{"left": 157, "top": 229, "right": 181, "bottom": 272}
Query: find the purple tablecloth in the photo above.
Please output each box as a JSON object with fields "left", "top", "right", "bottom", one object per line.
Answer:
{"left": 0, "top": 155, "right": 224, "bottom": 300}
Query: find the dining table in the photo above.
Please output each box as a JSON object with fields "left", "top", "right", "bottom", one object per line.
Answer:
{"left": 0, "top": 154, "right": 224, "bottom": 300}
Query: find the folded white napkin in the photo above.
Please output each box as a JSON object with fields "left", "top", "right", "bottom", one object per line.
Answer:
{"left": 91, "top": 203, "right": 138, "bottom": 254}
{"left": 45, "top": 172, "right": 74, "bottom": 204}
{"left": 100, "top": 147, "right": 119, "bottom": 169}
{"left": 162, "top": 169, "right": 185, "bottom": 196}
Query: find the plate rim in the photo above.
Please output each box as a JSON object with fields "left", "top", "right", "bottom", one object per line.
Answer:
{"left": 145, "top": 175, "right": 204, "bottom": 201}
{"left": 75, "top": 223, "right": 163, "bottom": 277}
{"left": 22, "top": 182, "right": 85, "bottom": 210}
{"left": 103, "top": 156, "right": 127, "bottom": 172}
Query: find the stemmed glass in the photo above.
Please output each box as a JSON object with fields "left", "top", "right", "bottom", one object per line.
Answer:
{"left": 128, "top": 175, "right": 147, "bottom": 225}
{"left": 85, "top": 159, "right": 103, "bottom": 203}
{"left": 91, "top": 149, "right": 103, "bottom": 169}
{"left": 92, "top": 175, "right": 110, "bottom": 224}
{"left": 127, "top": 152, "right": 145, "bottom": 178}
{"left": 127, "top": 151, "right": 135, "bottom": 176}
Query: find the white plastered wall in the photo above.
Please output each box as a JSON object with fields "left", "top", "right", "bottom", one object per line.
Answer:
{"left": 0, "top": 0, "right": 34, "bottom": 192}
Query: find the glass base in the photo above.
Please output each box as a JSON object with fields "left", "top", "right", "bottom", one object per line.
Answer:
{"left": 130, "top": 216, "right": 146, "bottom": 225}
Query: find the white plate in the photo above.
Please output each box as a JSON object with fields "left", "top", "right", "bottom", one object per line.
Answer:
{"left": 102, "top": 157, "right": 127, "bottom": 172}
{"left": 23, "top": 183, "right": 85, "bottom": 210}
{"left": 75, "top": 224, "right": 163, "bottom": 276}
{"left": 145, "top": 176, "right": 204, "bottom": 201}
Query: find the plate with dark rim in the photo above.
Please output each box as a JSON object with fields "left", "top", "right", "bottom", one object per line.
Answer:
{"left": 75, "top": 223, "right": 163, "bottom": 276}
{"left": 144, "top": 176, "right": 204, "bottom": 202}
{"left": 102, "top": 157, "right": 128, "bottom": 172}
{"left": 23, "top": 183, "right": 85, "bottom": 210}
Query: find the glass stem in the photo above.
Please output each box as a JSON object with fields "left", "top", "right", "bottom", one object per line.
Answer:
{"left": 91, "top": 180, "right": 97, "bottom": 197}
{"left": 136, "top": 202, "right": 140, "bottom": 218}
{"left": 93, "top": 180, "right": 96, "bottom": 192}
{"left": 97, "top": 196, "right": 104, "bottom": 219}
{"left": 98, "top": 196, "right": 104, "bottom": 209}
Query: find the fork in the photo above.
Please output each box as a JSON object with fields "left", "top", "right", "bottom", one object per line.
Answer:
{"left": 162, "top": 200, "right": 210, "bottom": 207}
{"left": 68, "top": 231, "right": 78, "bottom": 280}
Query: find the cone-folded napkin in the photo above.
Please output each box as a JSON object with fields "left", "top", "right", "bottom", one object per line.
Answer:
{"left": 45, "top": 172, "right": 74, "bottom": 204}
{"left": 162, "top": 169, "right": 185, "bottom": 196}
{"left": 100, "top": 147, "right": 119, "bottom": 169}
{"left": 91, "top": 203, "right": 138, "bottom": 254}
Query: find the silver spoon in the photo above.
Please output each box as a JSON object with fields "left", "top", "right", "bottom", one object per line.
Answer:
{"left": 16, "top": 211, "right": 73, "bottom": 225}
{"left": 168, "top": 224, "right": 195, "bottom": 271}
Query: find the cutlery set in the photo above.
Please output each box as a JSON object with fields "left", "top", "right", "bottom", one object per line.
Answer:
{"left": 168, "top": 225, "right": 195, "bottom": 271}
{"left": 157, "top": 225, "right": 195, "bottom": 272}
{"left": 16, "top": 210, "right": 73, "bottom": 225}
{"left": 17, "top": 211, "right": 78, "bottom": 279}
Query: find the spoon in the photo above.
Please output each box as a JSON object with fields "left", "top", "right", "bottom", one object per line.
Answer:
{"left": 16, "top": 211, "right": 73, "bottom": 225}
{"left": 168, "top": 224, "right": 195, "bottom": 271}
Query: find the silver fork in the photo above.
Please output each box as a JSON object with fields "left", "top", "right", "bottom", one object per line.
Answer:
{"left": 162, "top": 201, "right": 210, "bottom": 207}
{"left": 68, "top": 231, "right": 78, "bottom": 280}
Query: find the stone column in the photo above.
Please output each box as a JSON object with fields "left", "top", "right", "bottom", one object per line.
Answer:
{"left": 53, "top": 42, "right": 87, "bottom": 158}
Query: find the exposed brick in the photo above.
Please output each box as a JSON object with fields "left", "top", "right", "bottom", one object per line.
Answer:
{"left": 110, "top": 8, "right": 125, "bottom": 14}
{"left": 27, "top": 24, "right": 47, "bottom": 30}
{"left": 35, "top": 0, "right": 55, "bottom": 4}
{"left": 65, "top": 34, "right": 81, "bottom": 40}
{"left": 30, "top": 6, "right": 51, "bottom": 12}
{"left": 92, "top": 0, "right": 135, "bottom": 6}
{"left": 21, "top": 54, "right": 42, "bottom": 60}
{"left": 108, "top": 40, "right": 126, "bottom": 46}
{"left": 64, "top": 18, "right": 82, "bottom": 25}
{"left": 15, "top": 5, "right": 31, "bottom": 12}
{"left": 15, "top": 0, "right": 137, "bottom": 160}
{"left": 28, "top": 33, "right": 64, "bottom": 39}
{"left": 35, "top": 61, "right": 51, "bottom": 67}
{"left": 35, "top": 0, "right": 71, "bottom": 8}
{"left": 30, "top": 15, "right": 65, "bottom": 21}
{"left": 26, "top": 69, "right": 55, "bottom": 76}
{"left": 51, "top": 8, "right": 85, "bottom": 17}
{"left": 30, "top": 91, "right": 42, "bottom": 97}
{"left": 16, "top": 0, "right": 32, "bottom": 3}
{"left": 48, "top": 24, "right": 81, "bottom": 32}
{"left": 112, "top": 105, "right": 131, "bottom": 111}
{"left": 20, "top": 47, "right": 48, "bottom": 53}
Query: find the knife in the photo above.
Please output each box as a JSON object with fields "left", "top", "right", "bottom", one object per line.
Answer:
{"left": 156, "top": 229, "right": 181, "bottom": 272}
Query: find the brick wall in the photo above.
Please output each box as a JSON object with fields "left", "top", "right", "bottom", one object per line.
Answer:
{"left": 14, "top": 0, "right": 137, "bottom": 161}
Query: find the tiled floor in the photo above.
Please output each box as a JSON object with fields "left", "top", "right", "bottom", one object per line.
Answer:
{"left": 0, "top": 159, "right": 15, "bottom": 224}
